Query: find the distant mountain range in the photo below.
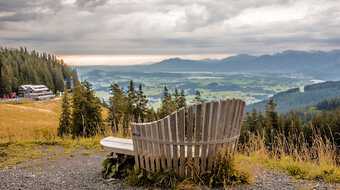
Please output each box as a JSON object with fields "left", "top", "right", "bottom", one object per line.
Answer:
{"left": 76, "top": 50, "right": 340, "bottom": 80}
{"left": 247, "top": 80, "right": 340, "bottom": 113}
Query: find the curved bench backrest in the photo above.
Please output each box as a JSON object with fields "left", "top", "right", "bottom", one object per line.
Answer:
{"left": 131, "top": 99, "right": 245, "bottom": 177}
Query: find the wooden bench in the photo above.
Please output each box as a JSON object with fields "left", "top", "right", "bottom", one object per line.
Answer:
{"left": 101, "top": 99, "right": 245, "bottom": 177}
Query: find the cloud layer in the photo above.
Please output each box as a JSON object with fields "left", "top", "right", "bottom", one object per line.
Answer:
{"left": 1, "top": 0, "right": 340, "bottom": 57}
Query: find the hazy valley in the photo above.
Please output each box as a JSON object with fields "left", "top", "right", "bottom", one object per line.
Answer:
{"left": 77, "top": 50, "right": 340, "bottom": 108}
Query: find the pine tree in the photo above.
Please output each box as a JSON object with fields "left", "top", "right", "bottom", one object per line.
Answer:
{"left": 158, "top": 86, "right": 176, "bottom": 118}
{"left": 58, "top": 90, "right": 72, "bottom": 137}
{"left": 108, "top": 83, "right": 127, "bottom": 134}
{"left": 174, "top": 88, "right": 180, "bottom": 108}
{"left": 127, "top": 80, "right": 137, "bottom": 120}
{"left": 174, "top": 88, "right": 186, "bottom": 109}
{"left": 264, "top": 98, "right": 279, "bottom": 147}
{"left": 194, "top": 90, "right": 204, "bottom": 104}
{"left": 72, "top": 81, "right": 104, "bottom": 137}
{"left": 178, "top": 89, "right": 186, "bottom": 108}
{"left": 136, "top": 84, "right": 148, "bottom": 122}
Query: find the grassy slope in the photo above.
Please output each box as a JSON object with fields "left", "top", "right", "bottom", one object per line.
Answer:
{"left": 0, "top": 99, "right": 60, "bottom": 142}
{"left": 0, "top": 99, "right": 108, "bottom": 168}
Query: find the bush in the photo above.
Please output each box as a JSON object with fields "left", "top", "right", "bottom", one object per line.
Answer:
{"left": 127, "top": 168, "right": 180, "bottom": 189}
{"left": 286, "top": 165, "right": 306, "bottom": 179}
{"left": 200, "top": 151, "right": 251, "bottom": 188}
{"left": 102, "top": 153, "right": 135, "bottom": 179}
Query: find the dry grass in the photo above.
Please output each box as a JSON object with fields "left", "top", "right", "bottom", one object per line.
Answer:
{"left": 0, "top": 99, "right": 110, "bottom": 168}
{"left": 0, "top": 99, "right": 61, "bottom": 143}
{"left": 238, "top": 134, "right": 340, "bottom": 183}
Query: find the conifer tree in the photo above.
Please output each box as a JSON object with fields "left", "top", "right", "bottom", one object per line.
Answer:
{"left": 264, "top": 98, "right": 279, "bottom": 147}
{"left": 72, "top": 81, "right": 104, "bottom": 137}
{"left": 159, "top": 86, "right": 176, "bottom": 118}
{"left": 174, "top": 88, "right": 180, "bottom": 105}
{"left": 108, "top": 83, "right": 127, "bottom": 134}
{"left": 194, "top": 90, "right": 204, "bottom": 103}
{"left": 127, "top": 80, "right": 137, "bottom": 121}
{"left": 136, "top": 84, "right": 148, "bottom": 122}
{"left": 178, "top": 89, "right": 186, "bottom": 108}
{"left": 58, "top": 90, "right": 72, "bottom": 137}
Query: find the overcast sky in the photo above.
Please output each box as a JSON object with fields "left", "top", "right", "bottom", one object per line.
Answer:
{"left": 1, "top": 0, "right": 340, "bottom": 65}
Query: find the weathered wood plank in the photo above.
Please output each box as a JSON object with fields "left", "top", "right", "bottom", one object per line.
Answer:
{"left": 151, "top": 122, "right": 161, "bottom": 172}
{"left": 232, "top": 100, "right": 245, "bottom": 153}
{"left": 223, "top": 100, "right": 235, "bottom": 151}
{"left": 237, "top": 101, "right": 246, "bottom": 148}
{"left": 207, "top": 101, "right": 219, "bottom": 170}
{"left": 157, "top": 120, "right": 166, "bottom": 170}
{"left": 177, "top": 108, "right": 186, "bottom": 176}
{"left": 216, "top": 100, "right": 227, "bottom": 152}
{"left": 229, "top": 100, "right": 241, "bottom": 152}
{"left": 140, "top": 123, "right": 149, "bottom": 171}
{"left": 146, "top": 124, "right": 155, "bottom": 172}
{"left": 170, "top": 113, "right": 178, "bottom": 173}
{"left": 135, "top": 124, "right": 145, "bottom": 169}
{"left": 163, "top": 117, "right": 172, "bottom": 169}
{"left": 194, "top": 103, "right": 203, "bottom": 173}
{"left": 186, "top": 105, "right": 195, "bottom": 176}
{"left": 201, "top": 102, "right": 211, "bottom": 172}
{"left": 131, "top": 124, "right": 139, "bottom": 169}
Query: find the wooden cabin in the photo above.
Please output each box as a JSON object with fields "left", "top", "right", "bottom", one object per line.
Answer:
{"left": 18, "top": 85, "right": 55, "bottom": 100}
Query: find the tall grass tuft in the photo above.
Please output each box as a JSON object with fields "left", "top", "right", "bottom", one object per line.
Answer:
{"left": 239, "top": 129, "right": 339, "bottom": 183}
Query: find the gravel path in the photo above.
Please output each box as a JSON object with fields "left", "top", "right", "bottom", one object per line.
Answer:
{"left": 237, "top": 168, "right": 339, "bottom": 190}
{"left": 0, "top": 151, "right": 339, "bottom": 190}
{"left": 0, "top": 151, "right": 123, "bottom": 190}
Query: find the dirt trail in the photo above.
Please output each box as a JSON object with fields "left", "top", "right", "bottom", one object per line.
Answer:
{"left": 4, "top": 104, "right": 56, "bottom": 114}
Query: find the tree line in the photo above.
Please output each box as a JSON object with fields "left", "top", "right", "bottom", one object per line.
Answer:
{"left": 107, "top": 81, "right": 204, "bottom": 136}
{"left": 58, "top": 78, "right": 339, "bottom": 155}
{"left": 315, "top": 96, "right": 340, "bottom": 111}
{"left": 0, "top": 47, "right": 75, "bottom": 97}
{"left": 240, "top": 98, "right": 340, "bottom": 153}
{"left": 58, "top": 79, "right": 203, "bottom": 137}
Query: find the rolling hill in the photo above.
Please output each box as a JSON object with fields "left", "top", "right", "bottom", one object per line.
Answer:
{"left": 247, "top": 81, "right": 340, "bottom": 113}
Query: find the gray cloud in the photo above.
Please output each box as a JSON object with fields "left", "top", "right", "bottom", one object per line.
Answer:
{"left": 76, "top": 0, "right": 109, "bottom": 9}
{"left": 0, "top": 0, "right": 340, "bottom": 57}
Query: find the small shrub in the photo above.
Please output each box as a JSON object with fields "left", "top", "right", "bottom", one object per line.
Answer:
{"left": 200, "top": 151, "right": 251, "bottom": 188}
{"left": 0, "top": 151, "right": 7, "bottom": 157}
{"left": 286, "top": 165, "right": 306, "bottom": 179}
{"left": 102, "top": 153, "right": 135, "bottom": 179}
{"left": 154, "top": 169, "right": 180, "bottom": 188}
{"left": 126, "top": 168, "right": 180, "bottom": 189}
{"left": 126, "top": 169, "right": 152, "bottom": 187}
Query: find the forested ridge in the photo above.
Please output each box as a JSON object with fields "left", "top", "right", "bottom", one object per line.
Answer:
{"left": 248, "top": 81, "right": 340, "bottom": 112}
{"left": 0, "top": 47, "right": 75, "bottom": 97}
